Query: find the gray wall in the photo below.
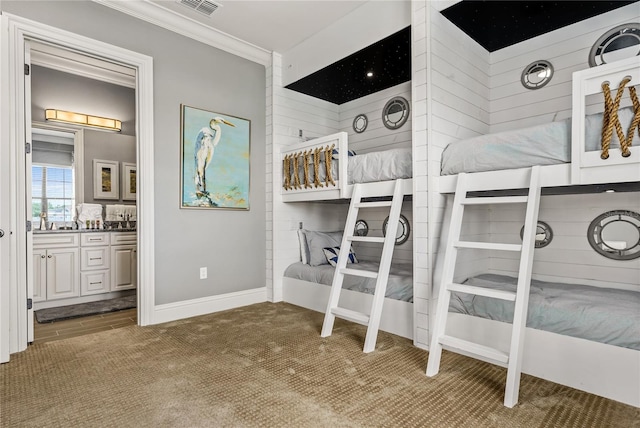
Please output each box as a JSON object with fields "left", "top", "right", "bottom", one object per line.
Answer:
{"left": 2, "top": 1, "right": 267, "bottom": 305}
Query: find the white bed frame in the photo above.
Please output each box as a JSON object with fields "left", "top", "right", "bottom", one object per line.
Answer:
{"left": 435, "top": 57, "right": 640, "bottom": 408}
{"left": 281, "top": 131, "right": 413, "bottom": 202}
{"left": 283, "top": 277, "right": 413, "bottom": 341}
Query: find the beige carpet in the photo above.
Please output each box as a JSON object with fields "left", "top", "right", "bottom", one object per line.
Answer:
{"left": 1, "top": 302, "right": 638, "bottom": 427}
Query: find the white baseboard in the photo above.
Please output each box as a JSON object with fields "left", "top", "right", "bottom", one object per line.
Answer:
{"left": 152, "top": 287, "right": 267, "bottom": 324}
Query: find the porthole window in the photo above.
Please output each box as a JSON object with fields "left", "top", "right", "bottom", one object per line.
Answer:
{"left": 521, "top": 60, "right": 554, "bottom": 90}
{"left": 520, "top": 221, "right": 553, "bottom": 248}
{"left": 382, "top": 96, "right": 410, "bottom": 130}
{"left": 589, "top": 23, "right": 640, "bottom": 67}
{"left": 587, "top": 210, "right": 640, "bottom": 260}
{"left": 353, "top": 114, "right": 368, "bottom": 133}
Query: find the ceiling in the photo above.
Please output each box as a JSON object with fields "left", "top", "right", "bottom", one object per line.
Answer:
{"left": 151, "top": 0, "right": 367, "bottom": 53}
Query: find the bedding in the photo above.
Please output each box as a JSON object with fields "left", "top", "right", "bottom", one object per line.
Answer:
{"left": 449, "top": 273, "right": 640, "bottom": 350}
{"left": 290, "top": 147, "right": 412, "bottom": 186}
{"left": 441, "top": 107, "right": 640, "bottom": 175}
{"left": 284, "top": 260, "right": 414, "bottom": 302}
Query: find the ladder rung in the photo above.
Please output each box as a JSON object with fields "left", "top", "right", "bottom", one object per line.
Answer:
{"left": 462, "top": 196, "right": 528, "bottom": 205}
{"left": 331, "top": 307, "right": 370, "bottom": 325}
{"left": 348, "top": 236, "right": 385, "bottom": 243}
{"left": 439, "top": 335, "right": 509, "bottom": 364}
{"left": 455, "top": 241, "right": 522, "bottom": 252}
{"left": 354, "top": 201, "right": 393, "bottom": 208}
{"left": 447, "top": 283, "right": 516, "bottom": 301}
{"left": 340, "top": 268, "right": 378, "bottom": 279}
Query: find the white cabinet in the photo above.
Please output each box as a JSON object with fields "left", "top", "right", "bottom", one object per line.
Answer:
{"left": 111, "top": 244, "right": 137, "bottom": 291}
{"left": 33, "top": 234, "right": 80, "bottom": 301}
{"left": 80, "top": 232, "right": 110, "bottom": 295}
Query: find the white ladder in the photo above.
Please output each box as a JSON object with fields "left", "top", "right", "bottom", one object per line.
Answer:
{"left": 321, "top": 179, "right": 405, "bottom": 353}
{"left": 426, "top": 166, "right": 542, "bottom": 408}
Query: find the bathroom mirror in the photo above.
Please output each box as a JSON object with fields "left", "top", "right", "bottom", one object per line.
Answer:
{"left": 382, "top": 96, "right": 410, "bottom": 130}
{"left": 521, "top": 60, "right": 554, "bottom": 90}
{"left": 589, "top": 23, "right": 640, "bottom": 67}
{"left": 587, "top": 210, "right": 640, "bottom": 260}
{"left": 353, "top": 114, "right": 368, "bottom": 133}
{"left": 520, "top": 221, "right": 553, "bottom": 248}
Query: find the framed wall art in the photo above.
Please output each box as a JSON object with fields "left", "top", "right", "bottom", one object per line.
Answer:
{"left": 122, "top": 162, "right": 137, "bottom": 201}
{"left": 93, "top": 159, "right": 119, "bottom": 200}
{"left": 180, "top": 105, "right": 251, "bottom": 209}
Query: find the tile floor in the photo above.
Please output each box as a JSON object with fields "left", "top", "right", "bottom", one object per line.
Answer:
{"left": 33, "top": 309, "right": 137, "bottom": 344}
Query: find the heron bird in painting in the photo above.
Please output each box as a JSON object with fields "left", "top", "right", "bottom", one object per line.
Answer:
{"left": 194, "top": 116, "right": 235, "bottom": 196}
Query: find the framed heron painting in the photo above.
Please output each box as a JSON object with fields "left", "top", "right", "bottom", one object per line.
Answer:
{"left": 180, "top": 104, "right": 250, "bottom": 209}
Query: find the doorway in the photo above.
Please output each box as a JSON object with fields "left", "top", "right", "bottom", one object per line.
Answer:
{"left": 1, "top": 14, "right": 155, "bottom": 362}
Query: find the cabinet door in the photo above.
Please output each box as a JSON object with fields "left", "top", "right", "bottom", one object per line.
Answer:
{"left": 46, "top": 247, "right": 80, "bottom": 300}
{"left": 32, "top": 249, "right": 47, "bottom": 302}
{"left": 111, "top": 245, "right": 137, "bottom": 291}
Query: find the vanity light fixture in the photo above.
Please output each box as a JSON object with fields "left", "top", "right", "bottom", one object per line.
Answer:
{"left": 45, "top": 109, "right": 122, "bottom": 132}
{"left": 366, "top": 71, "right": 374, "bottom": 77}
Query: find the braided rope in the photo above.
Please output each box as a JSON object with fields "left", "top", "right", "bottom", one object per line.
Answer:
{"left": 324, "top": 144, "right": 336, "bottom": 187}
{"left": 283, "top": 154, "right": 291, "bottom": 190}
{"left": 302, "top": 150, "right": 312, "bottom": 189}
{"left": 313, "top": 147, "right": 324, "bottom": 188}
{"left": 624, "top": 84, "right": 640, "bottom": 157}
{"left": 601, "top": 77, "right": 631, "bottom": 159}
{"left": 292, "top": 151, "right": 301, "bottom": 189}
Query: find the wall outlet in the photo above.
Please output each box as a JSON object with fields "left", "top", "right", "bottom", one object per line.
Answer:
{"left": 199, "top": 267, "right": 207, "bottom": 279}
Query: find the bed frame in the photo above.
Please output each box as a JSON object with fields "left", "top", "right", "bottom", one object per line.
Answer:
{"left": 283, "top": 277, "right": 413, "bottom": 341}
{"left": 280, "top": 131, "right": 413, "bottom": 202}
{"left": 434, "top": 57, "right": 640, "bottom": 408}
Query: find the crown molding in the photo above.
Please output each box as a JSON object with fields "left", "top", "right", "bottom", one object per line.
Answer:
{"left": 92, "top": 0, "right": 272, "bottom": 67}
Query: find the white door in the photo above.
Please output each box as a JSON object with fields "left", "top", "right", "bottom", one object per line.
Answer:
{"left": 0, "top": 19, "right": 9, "bottom": 363}
{"left": 24, "top": 41, "right": 34, "bottom": 343}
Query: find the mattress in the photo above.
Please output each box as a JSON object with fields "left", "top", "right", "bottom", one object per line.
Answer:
{"left": 440, "top": 107, "right": 640, "bottom": 175}
{"left": 449, "top": 273, "right": 640, "bottom": 350}
{"left": 284, "top": 260, "right": 413, "bottom": 302}
{"left": 290, "top": 147, "right": 412, "bottom": 185}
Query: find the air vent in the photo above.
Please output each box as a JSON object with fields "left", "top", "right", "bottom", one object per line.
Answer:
{"left": 177, "top": 0, "right": 221, "bottom": 17}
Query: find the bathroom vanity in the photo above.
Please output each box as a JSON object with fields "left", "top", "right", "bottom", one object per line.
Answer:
{"left": 32, "top": 230, "right": 137, "bottom": 309}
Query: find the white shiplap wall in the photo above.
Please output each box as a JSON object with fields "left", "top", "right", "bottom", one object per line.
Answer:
{"left": 422, "top": 1, "right": 491, "bottom": 350}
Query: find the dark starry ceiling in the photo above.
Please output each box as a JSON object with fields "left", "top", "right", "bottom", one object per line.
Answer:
{"left": 442, "top": 0, "right": 639, "bottom": 52}
{"left": 285, "top": 26, "right": 411, "bottom": 105}
{"left": 285, "top": 1, "right": 639, "bottom": 105}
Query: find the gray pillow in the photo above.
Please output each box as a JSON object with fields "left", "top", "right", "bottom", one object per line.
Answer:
{"left": 305, "top": 230, "right": 343, "bottom": 266}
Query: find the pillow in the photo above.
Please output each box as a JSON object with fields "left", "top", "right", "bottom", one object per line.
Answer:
{"left": 305, "top": 230, "right": 343, "bottom": 266}
{"left": 323, "top": 246, "right": 358, "bottom": 267}
{"left": 331, "top": 148, "right": 356, "bottom": 160}
{"left": 297, "top": 229, "right": 309, "bottom": 264}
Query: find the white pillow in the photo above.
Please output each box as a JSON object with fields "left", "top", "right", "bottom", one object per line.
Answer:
{"left": 323, "top": 246, "right": 358, "bottom": 267}
{"left": 305, "top": 230, "right": 343, "bottom": 266}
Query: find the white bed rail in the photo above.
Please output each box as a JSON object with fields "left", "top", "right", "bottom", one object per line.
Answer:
{"left": 572, "top": 55, "right": 640, "bottom": 185}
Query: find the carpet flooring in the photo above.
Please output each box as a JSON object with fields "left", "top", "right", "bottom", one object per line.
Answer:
{"left": 2, "top": 302, "right": 638, "bottom": 427}
{"left": 34, "top": 295, "right": 137, "bottom": 323}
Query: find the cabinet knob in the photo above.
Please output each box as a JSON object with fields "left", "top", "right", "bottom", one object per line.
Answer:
{"left": 0, "top": 229, "right": 4, "bottom": 238}
{"left": 47, "top": 255, "right": 52, "bottom": 258}
{"left": 41, "top": 254, "right": 45, "bottom": 258}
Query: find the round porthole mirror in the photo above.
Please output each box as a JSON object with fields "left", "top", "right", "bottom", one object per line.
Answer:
{"left": 521, "top": 60, "right": 554, "bottom": 90}
{"left": 587, "top": 210, "right": 640, "bottom": 260}
{"left": 382, "top": 96, "right": 410, "bottom": 130}
{"left": 589, "top": 23, "right": 640, "bottom": 67}
{"left": 520, "top": 221, "right": 553, "bottom": 248}
{"left": 353, "top": 114, "right": 368, "bottom": 133}
{"left": 382, "top": 214, "right": 410, "bottom": 245}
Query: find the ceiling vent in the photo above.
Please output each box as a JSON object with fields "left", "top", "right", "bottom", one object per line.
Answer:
{"left": 177, "top": 0, "right": 222, "bottom": 17}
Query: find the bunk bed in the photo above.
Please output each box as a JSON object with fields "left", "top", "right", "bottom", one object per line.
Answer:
{"left": 432, "top": 56, "right": 640, "bottom": 407}
{"left": 280, "top": 132, "right": 415, "bottom": 341}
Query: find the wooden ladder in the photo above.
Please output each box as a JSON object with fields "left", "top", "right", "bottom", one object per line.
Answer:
{"left": 426, "top": 166, "right": 542, "bottom": 407}
{"left": 321, "top": 179, "right": 405, "bottom": 353}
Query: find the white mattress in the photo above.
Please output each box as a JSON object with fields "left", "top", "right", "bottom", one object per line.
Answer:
{"left": 283, "top": 260, "right": 413, "bottom": 302}
{"left": 441, "top": 107, "right": 640, "bottom": 175}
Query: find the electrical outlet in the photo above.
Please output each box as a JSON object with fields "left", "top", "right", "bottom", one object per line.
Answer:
{"left": 199, "top": 267, "right": 207, "bottom": 279}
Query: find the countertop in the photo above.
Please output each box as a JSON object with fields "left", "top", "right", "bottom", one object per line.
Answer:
{"left": 34, "top": 228, "right": 136, "bottom": 234}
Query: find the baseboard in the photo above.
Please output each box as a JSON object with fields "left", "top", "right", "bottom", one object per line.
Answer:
{"left": 152, "top": 287, "right": 267, "bottom": 324}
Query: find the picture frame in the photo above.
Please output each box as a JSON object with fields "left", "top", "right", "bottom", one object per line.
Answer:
{"left": 180, "top": 104, "right": 250, "bottom": 209}
{"left": 93, "top": 159, "right": 119, "bottom": 200}
{"left": 122, "top": 162, "right": 137, "bottom": 201}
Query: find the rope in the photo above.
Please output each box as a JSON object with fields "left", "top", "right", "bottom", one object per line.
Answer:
{"left": 283, "top": 154, "right": 290, "bottom": 190}
{"left": 313, "top": 147, "right": 324, "bottom": 188}
{"left": 324, "top": 144, "right": 336, "bottom": 187}
{"left": 625, "top": 84, "right": 640, "bottom": 156}
{"left": 292, "top": 151, "right": 301, "bottom": 189}
{"left": 601, "top": 77, "right": 632, "bottom": 159}
{"left": 302, "top": 150, "right": 312, "bottom": 189}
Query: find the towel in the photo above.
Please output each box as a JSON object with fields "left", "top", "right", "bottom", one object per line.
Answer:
{"left": 105, "top": 204, "right": 136, "bottom": 221}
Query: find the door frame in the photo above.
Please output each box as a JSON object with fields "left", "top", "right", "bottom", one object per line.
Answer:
{"left": 0, "top": 13, "right": 155, "bottom": 361}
